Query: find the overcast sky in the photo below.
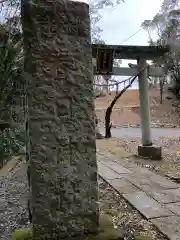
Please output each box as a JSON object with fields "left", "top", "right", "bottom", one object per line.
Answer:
{"left": 98, "top": 0, "right": 162, "bottom": 67}
{"left": 2, "top": 0, "right": 162, "bottom": 90}
{"left": 95, "top": 0, "right": 162, "bottom": 89}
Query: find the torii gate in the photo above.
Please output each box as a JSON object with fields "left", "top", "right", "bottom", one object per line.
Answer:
{"left": 92, "top": 44, "right": 169, "bottom": 160}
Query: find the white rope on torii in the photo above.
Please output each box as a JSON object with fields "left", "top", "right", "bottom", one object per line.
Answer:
{"left": 93, "top": 62, "right": 164, "bottom": 94}
{"left": 93, "top": 76, "right": 132, "bottom": 87}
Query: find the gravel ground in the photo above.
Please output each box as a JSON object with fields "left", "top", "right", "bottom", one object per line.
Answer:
{"left": 1, "top": 157, "right": 30, "bottom": 240}
{"left": 97, "top": 136, "right": 180, "bottom": 180}
{"left": 1, "top": 158, "right": 167, "bottom": 240}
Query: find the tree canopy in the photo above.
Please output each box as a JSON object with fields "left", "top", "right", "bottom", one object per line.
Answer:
{"left": 141, "top": 0, "right": 180, "bottom": 96}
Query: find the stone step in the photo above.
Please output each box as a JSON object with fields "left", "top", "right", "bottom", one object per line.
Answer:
{"left": 123, "top": 191, "right": 174, "bottom": 219}
{"left": 98, "top": 162, "right": 123, "bottom": 180}
{"left": 151, "top": 216, "right": 180, "bottom": 240}
{"left": 97, "top": 151, "right": 180, "bottom": 239}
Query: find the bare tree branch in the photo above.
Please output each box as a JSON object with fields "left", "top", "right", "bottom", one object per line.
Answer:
{"left": 104, "top": 66, "right": 148, "bottom": 138}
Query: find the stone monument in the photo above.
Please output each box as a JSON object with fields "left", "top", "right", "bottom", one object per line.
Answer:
{"left": 22, "top": 0, "right": 99, "bottom": 238}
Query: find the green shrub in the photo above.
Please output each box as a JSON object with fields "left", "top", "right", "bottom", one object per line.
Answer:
{"left": 0, "top": 126, "right": 24, "bottom": 168}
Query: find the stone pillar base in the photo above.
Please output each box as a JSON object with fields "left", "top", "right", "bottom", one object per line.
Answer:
{"left": 12, "top": 215, "right": 124, "bottom": 240}
{"left": 138, "top": 145, "right": 162, "bottom": 160}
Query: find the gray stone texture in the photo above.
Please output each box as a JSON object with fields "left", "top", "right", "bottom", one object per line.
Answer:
{"left": 151, "top": 216, "right": 180, "bottom": 240}
{"left": 126, "top": 171, "right": 178, "bottom": 192}
{"left": 107, "top": 178, "right": 139, "bottom": 194}
{"left": 102, "top": 161, "right": 131, "bottom": 175}
{"left": 148, "top": 189, "right": 180, "bottom": 204}
{"left": 22, "top": 0, "right": 99, "bottom": 239}
{"left": 123, "top": 191, "right": 174, "bottom": 219}
{"left": 97, "top": 150, "right": 180, "bottom": 239}
{"left": 98, "top": 162, "right": 123, "bottom": 180}
{"left": 166, "top": 202, "right": 180, "bottom": 216}
{"left": 138, "top": 145, "right": 162, "bottom": 160}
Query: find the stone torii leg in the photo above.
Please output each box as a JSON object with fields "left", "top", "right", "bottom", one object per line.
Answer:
{"left": 137, "top": 58, "right": 162, "bottom": 160}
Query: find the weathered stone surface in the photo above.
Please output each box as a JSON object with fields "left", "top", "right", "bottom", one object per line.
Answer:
{"left": 125, "top": 174, "right": 161, "bottom": 193}
{"left": 131, "top": 166, "right": 153, "bottom": 176}
{"left": 151, "top": 216, "right": 180, "bottom": 240}
{"left": 97, "top": 151, "right": 180, "bottom": 237}
{"left": 138, "top": 145, "right": 162, "bottom": 160}
{"left": 123, "top": 191, "right": 174, "bottom": 219}
{"left": 97, "top": 152, "right": 116, "bottom": 161}
{"left": 126, "top": 171, "right": 178, "bottom": 192}
{"left": 96, "top": 153, "right": 110, "bottom": 163}
{"left": 107, "top": 178, "right": 139, "bottom": 194}
{"left": 165, "top": 202, "right": 180, "bottom": 215}
{"left": 12, "top": 215, "right": 124, "bottom": 240}
{"left": 102, "top": 161, "right": 131, "bottom": 175}
{"left": 148, "top": 189, "right": 180, "bottom": 204}
{"left": 149, "top": 174, "right": 179, "bottom": 189}
{"left": 125, "top": 171, "right": 179, "bottom": 202}
{"left": 98, "top": 162, "right": 122, "bottom": 180}
{"left": 22, "top": 0, "right": 99, "bottom": 239}
{"left": 166, "top": 188, "right": 180, "bottom": 196}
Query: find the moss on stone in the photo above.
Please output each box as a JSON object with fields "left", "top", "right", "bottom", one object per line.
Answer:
{"left": 88, "top": 214, "right": 124, "bottom": 240}
{"left": 99, "top": 214, "right": 114, "bottom": 228}
{"left": 103, "top": 209, "right": 120, "bottom": 217}
{"left": 12, "top": 228, "right": 33, "bottom": 240}
{"left": 12, "top": 215, "right": 123, "bottom": 240}
{"left": 88, "top": 228, "right": 124, "bottom": 240}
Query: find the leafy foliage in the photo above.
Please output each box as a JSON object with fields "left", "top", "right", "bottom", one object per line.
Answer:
{"left": 0, "top": 16, "right": 24, "bottom": 166}
{"left": 0, "top": 127, "right": 24, "bottom": 168}
{"left": 141, "top": 0, "right": 180, "bottom": 96}
{"left": 0, "top": 26, "right": 23, "bottom": 118}
{"left": 90, "top": 0, "right": 124, "bottom": 41}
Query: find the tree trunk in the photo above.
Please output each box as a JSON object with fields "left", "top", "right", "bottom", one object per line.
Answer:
{"left": 160, "top": 77, "right": 165, "bottom": 104}
{"left": 105, "top": 107, "right": 112, "bottom": 138}
{"left": 22, "top": 1, "right": 99, "bottom": 239}
{"left": 115, "top": 82, "right": 118, "bottom": 95}
{"left": 105, "top": 75, "right": 138, "bottom": 138}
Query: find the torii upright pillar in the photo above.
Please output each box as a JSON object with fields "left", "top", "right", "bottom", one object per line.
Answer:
{"left": 138, "top": 58, "right": 152, "bottom": 145}
{"left": 137, "top": 57, "right": 162, "bottom": 160}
